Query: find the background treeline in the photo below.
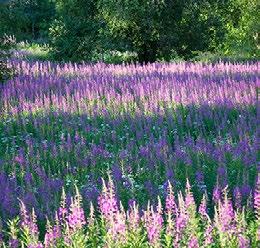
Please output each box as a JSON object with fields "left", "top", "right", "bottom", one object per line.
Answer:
{"left": 0, "top": 0, "right": 259, "bottom": 63}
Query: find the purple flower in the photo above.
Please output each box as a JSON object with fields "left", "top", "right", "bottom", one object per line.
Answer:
{"left": 188, "top": 235, "right": 199, "bottom": 248}
{"left": 44, "top": 221, "right": 61, "bottom": 248}
{"left": 254, "top": 173, "right": 260, "bottom": 218}
{"left": 9, "top": 239, "right": 19, "bottom": 248}
{"left": 98, "top": 179, "right": 118, "bottom": 219}
{"left": 144, "top": 180, "right": 157, "bottom": 198}
{"left": 67, "top": 188, "right": 86, "bottom": 231}
{"left": 241, "top": 184, "right": 251, "bottom": 197}
{"left": 204, "top": 224, "right": 214, "bottom": 245}
{"left": 143, "top": 200, "right": 163, "bottom": 245}
{"left": 238, "top": 235, "right": 250, "bottom": 248}
{"left": 82, "top": 184, "right": 99, "bottom": 202}
{"left": 127, "top": 202, "right": 140, "bottom": 230}
{"left": 195, "top": 170, "right": 204, "bottom": 183}
{"left": 233, "top": 186, "right": 242, "bottom": 209}
{"left": 165, "top": 182, "right": 177, "bottom": 216}
{"left": 185, "top": 179, "right": 195, "bottom": 208}
{"left": 112, "top": 164, "right": 122, "bottom": 182}
{"left": 99, "top": 178, "right": 127, "bottom": 242}
{"left": 215, "top": 190, "right": 236, "bottom": 234}
{"left": 24, "top": 172, "right": 33, "bottom": 185}
{"left": 128, "top": 198, "right": 137, "bottom": 208}
{"left": 20, "top": 202, "right": 39, "bottom": 237}
{"left": 166, "top": 167, "right": 174, "bottom": 179}
{"left": 175, "top": 193, "right": 188, "bottom": 246}
{"left": 213, "top": 185, "right": 221, "bottom": 203}
{"left": 119, "top": 149, "right": 128, "bottom": 159}
{"left": 110, "top": 209, "right": 127, "bottom": 243}
{"left": 28, "top": 243, "right": 44, "bottom": 248}
{"left": 19, "top": 202, "right": 41, "bottom": 246}
{"left": 14, "top": 155, "right": 25, "bottom": 165}
{"left": 199, "top": 194, "right": 208, "bottom": 219}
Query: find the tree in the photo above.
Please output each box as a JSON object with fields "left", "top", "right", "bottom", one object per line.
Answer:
{"left": 98, "top": 0, "right": 187, "bottom": 62}
{"left": 49, "top": 0, "right": 99, "bottom": 61}
{"left": 0, "top": 0, "right": 55, "bottom": 41}
{"left": 223, "top": 0, "right": 260, "bottom": 57}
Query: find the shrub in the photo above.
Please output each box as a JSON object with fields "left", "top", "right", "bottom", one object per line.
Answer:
{"left": 0, "top": 34, "right": 16, "bottom": 83}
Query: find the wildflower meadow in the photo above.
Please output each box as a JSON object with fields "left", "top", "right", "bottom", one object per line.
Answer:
{"left": 0, "top": 60, "right": 259, "bottom": 247}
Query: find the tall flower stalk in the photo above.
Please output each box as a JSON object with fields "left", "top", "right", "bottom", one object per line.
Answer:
{"left": 0, "top": 178, "right": 259, "bottom": 247}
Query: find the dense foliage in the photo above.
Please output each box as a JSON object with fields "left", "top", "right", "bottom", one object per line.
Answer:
{"left": 0, "top": 60, "right": 258, "bottom": 246}
{"left": 0, "top": 0, "right": 55, "bottom": 41}
{"left": 0, "top": 0, "right": 259, "bottom": 62}
{"left": 0, "top": 35, "right": 16, "bottom": 83}
{"left": 49, "top": 0, "right": 99, "bottom": 61}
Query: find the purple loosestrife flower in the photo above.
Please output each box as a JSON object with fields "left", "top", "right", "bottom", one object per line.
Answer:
{"left": 24, "top": 171, "right": 33, "bottom": 185}
{"left": 165, "top": 181, "right": 177, "bottom": 216}
{"left": 98, "top": 178, "right": 118, "bottom": 220}
{"left": 166, "top": 167, "right": 174, "bottom": 180}
{"left": 44, "top": 218, "right": 61, "bottom": 248}
{"left": 20, "top": 202, "right": 39, "bottom": 237}
{"left": 188, "top": 235, "right": 199, "bottom": 248}
{"left": 127, "top": 202, "right": 140, "bottom": 231}
{"left": 174, "top": 192, "right": 188, "bottom": 246}
{"left": 214, "top": 188, "right": 237, "bottom": 246}
{"left": 217, "top": 166, "right": 228, "bottom": 187}
{"left": 128, "top": 199, "right": 136, "bottom": 208}
{"left": 165, "top": 181, "right": 177, "bottom": 239}
{"left": 9, "top": 239, "right": 19, "bottom": 248}
{"left": 195, "top": 170, "right": 206, "bottom": 192}
{"left": 99, "top": 178, "right": 127, "bottom": 243}
{"left": 19, "top": 202, "right": 41, "bottom": 247}
{"left": 199, "top": 194, "right": 208, "bottom": 220}
{"left": 143, "top": 198, "right": 163, "bottom": 246}
{"left": 119, "top": 149, "right": 128, "bottom": 160}
{"left": 185, "top": 179, "right": 195, "bottom": 209}
{"left": 254, "top": 173, "right": 260, "bottom": 219}
{"left": 165, "top": 181, "right": 178, "bottom": 244}
{"left": 110, "top": 203, "right": 127, "bottom": 243}
{"left": 58, "top": 189, "right": 68, "bottom": 224}
{"left": 88, "top": 202, "right": 95, "bottom": 227}
{"left": 14, "top": 154, "right": 26, "bottom": 166}
{"left": 254, "top": 173, "right": 260, "bottom": 242}
{"left": 238, "top": 234, "right": 250, "bottom": 248}
{"left": 219, "top": 193, "right": 235, "bottom": 233}
{"left": 241, "top": 184, "right": 251, "bottom": 198}
{"left": 27, "top": 243, "right": 44, "bottom": 248}
{"left": 112, "top": 163, "right": 122, "bottom": 182}
{"left": 213, "top": 185, "right": 221, "bottom": 204}
{"left": 14, "top": 148, "right": 26, "bottom": 166}
{"left": 82, "top": 184, "right": 99, "bottom": 202}
{"left": 67, "top": 187, "right": 86, "bottom": 232}
{"left": 233, "top": 186, "right": 242, "bottom": 209}
{"left": 204, "top": 224, "right": 214, "bottom": 246}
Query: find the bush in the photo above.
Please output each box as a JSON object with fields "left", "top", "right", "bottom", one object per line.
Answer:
{"left": 14, "top": 41, "right": 51, "bottom": 61}
{"left": 49, "top": 0, "right": 99, "bottom": 62}
{"left": 0, "top": 35, "right": 16, "bottom": 83}
{"left": 192, "top": 51, "right": 260, "bottom": 64}
{"left": 91, "top": 50, "right": 138, "bottom": 64}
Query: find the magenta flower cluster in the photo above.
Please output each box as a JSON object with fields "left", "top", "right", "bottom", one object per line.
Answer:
{"left": 1, "top": 178, "right": 260, "bottom": 247}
